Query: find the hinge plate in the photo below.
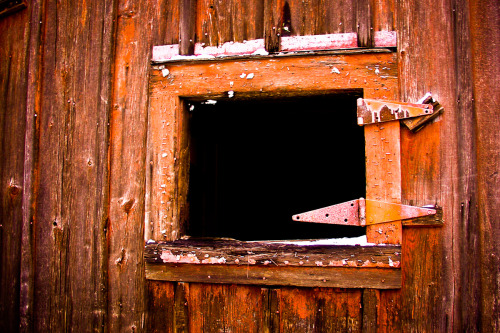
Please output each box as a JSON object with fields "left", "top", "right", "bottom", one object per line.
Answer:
{"left": 293, "top": 198, "right": 437, "bottom": 226}
{"left": 357, "top": 99, "right": 434, "bottom": 125}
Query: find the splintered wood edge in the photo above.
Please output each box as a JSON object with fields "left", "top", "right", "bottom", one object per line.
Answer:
{"left": 145, "top": 241, "right": 402, "bottom": 268}
{"left": 145, "top": 264, "right": 401, "bottom": 289}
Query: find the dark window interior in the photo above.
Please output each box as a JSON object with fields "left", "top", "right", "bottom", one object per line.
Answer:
{"left": 187, "top": 93, "right": 365, "bottom": 241}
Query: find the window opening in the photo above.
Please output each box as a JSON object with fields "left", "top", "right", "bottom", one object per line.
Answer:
{"left": 187, "top": 93, "right": 365, "bottom": 241}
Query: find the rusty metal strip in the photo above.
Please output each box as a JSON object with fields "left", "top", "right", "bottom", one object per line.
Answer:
{"left": 357, "top": 98, "right": 434, "bottom": 125}
{"left": 292, "top": 199, "right": 360, "bottom": 226}
{"left": 364, "top": 200, "right": 436, "bottom": 225}
{"left": 292, "top": 198, "right": 437, "bottom": 226}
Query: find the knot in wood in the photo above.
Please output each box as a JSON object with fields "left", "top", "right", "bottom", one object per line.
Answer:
{"left": 121, "top": 198, "right": 135, "bottom": 214}
{"left": 8, "top": 184, "right": 22, "bottom": 199}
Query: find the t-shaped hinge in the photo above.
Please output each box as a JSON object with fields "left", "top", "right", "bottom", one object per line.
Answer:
{"left": 357, "top": 99, "right": 434, "bottom": 125}
{"left": 292, "top": 198, "right": 438, "bottom": 226}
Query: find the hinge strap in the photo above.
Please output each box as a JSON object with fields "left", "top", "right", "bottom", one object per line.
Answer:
{"left": 292, "top": 198, "right": 437, "bottom": 226}
{"left": 357, "top": 98, "right": 434, "bottom": 125}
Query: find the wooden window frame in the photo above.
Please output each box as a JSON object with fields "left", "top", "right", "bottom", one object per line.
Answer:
{"left": 146, "top": 49, "right": 402, "bottom": 288}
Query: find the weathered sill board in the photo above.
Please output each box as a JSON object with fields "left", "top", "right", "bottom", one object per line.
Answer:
{"left": 145, "top": 240, "right": 401, "bottom": 268}
{"left": 146, "top": 263, "right": 401, "bottom": 289}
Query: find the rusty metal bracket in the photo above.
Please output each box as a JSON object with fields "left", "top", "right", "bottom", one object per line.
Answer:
{"left": 357, "top": 99, "right": 434, "bottom": 125}
{"left": 402, "top": 93, "right": 445, "bottom": 132}
{"left": 292, "top": 198, "right": 437, "bottom": 226}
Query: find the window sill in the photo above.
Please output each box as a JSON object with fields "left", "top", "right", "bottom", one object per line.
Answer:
{"left": 145, "top": 239, "right": 401, "bottom": 289}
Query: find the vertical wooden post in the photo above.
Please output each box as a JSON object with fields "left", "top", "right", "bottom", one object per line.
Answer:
{"left": 264, "top": 0, "right": 283, "bottom": 53}
{"left": 362, "top": 289, "right": 379, "bottom": 333}
{"left": 174, "top": 282, "right": 190, "bottom": 332}
{"left": 179, "top": 0, "right": 197, "bottom": 55}
{"left": 262, "top": 288, "right": 280, "bottom": 333}
{"left": 364, "top": 121, "right": 402, "bottom": 244}
{"left": 357, "top": 0, "right": 374, "bottom": 47}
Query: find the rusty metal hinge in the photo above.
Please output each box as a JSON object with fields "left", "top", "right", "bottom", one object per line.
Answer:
{"left": 292, "top": 198, "right": 437, "bottom": 226}
{"left": 357, "top": 98, "right": 434, "bottom": 125}
{"left": 357, "top": 95, "right": 444, "bottom": 131}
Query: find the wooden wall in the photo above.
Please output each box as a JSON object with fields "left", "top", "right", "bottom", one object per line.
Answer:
{"left": 0, "top": 0, "right": 498, "bottom": 332}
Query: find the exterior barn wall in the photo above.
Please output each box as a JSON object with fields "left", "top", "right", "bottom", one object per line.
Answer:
{"left": 0, "top": 0, "right": 498, "bottom": 331}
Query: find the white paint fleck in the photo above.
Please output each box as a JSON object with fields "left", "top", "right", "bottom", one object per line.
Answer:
{"left": 331, "top": 67, "right": 341, "bottom": 74}
{"left": 246, "top": 73, "right": 255, "bottom": 79}
{"left": 204, "top": 99, "right": 217, "bottom": 105}
{"left": 240, "top": 73, "right": 246, "bottom": 78}
{"left": 161, "top": 68, "right": 170, "bottom": 77}
{"left": 229, "top": 81, "right": 234, "bottom": 87}
{"left": 228, "top": 90, "right": 234, "bottom": 98}
{"left": 162, "top": 153, "right": 168, "bottom": 157}
{"left": 375, "top": 67, "right": 380, "bottom": 75}
{"left": 389, "top": 257, "right": 394, "bottom": 267}
{"left": 160, "top": 184, "right": 166, "bottom": 188}
{"left": 189, "top": 105, "right": 195, "bottom": 111}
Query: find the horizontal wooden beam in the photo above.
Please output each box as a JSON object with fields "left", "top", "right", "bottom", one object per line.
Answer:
{"left": 145, "top": 240, "right": 401, "bottom": 268}
{"left": 146, "top": 263, "right": 401, "bottom": 289}
{"left": 150, "top": 51, "right": 397, "bottom": 100}
{"left": 152, "top": 32, "right": 397, "bottom": 62}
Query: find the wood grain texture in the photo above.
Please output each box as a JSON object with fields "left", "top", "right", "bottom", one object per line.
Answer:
{"left": 469, "top": 1, "right": 500, "bottom": 331}
{"left": 0, "top": 1, "right": 497, "bottom": 331}
{"left": 146, "top": 280, "right": 175, "bottom": 333}
{"left": 361, "top": 289, "right": 379, "bottom": 332}
{"left": 28, "top": 0, "right": 117, "bottom": 331}
{"left": 264, "top": 0, "right": 283, "bottom": 52}
{"left": 196, "top": 0, "right": 264, "bottom": 46}
{"left": 19, "top": 0, "right": 44, "bottom": 330}
{"left": 279, "top": 287, "right": 362, "bottom": 332}
{"left": 262, "top": 288, "right": 280, "bottom": 333}
{"left": 0, "top": 5, "right": 31, "bottom": 332}
{"left": 146, "top": 240, "right": 401, "bottom": 268}
{"left": 397, "top": 0, "right": 466, "bottom": 331}
{"left": 146, "top": 263, "right": 401, "bottom": 289}
{"left": 108, "top": 0, "right": 172, "bottom": 330}
{"left": 187, "top": 283, "right": 264, "bottom": 332}
{"left": 180, "top": 0, "right": 196, "bottom": 55}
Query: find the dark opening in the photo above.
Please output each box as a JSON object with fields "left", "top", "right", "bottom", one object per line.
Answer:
{"left": 187, "top": 93, "right": 365, "bottom": 241}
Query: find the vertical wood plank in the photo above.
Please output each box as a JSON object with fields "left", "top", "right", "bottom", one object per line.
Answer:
{"left": 19, "top": 0, "right": 45, "bottom": 330}
{"left": 357, "top": 0, "right": 374, "bottom": 47}
{"left": 0, "top": 5, "right": 31, "bottom": 332}
{"left": 469, "top": 1, "right": 500, "bottom": 331}
{"left": 371, "top": 0, "right": 395, "bottom": 31}
{"left": 280, "top": 287, "right": 362, "bottom": 332}
{"left": 361, "top": 289, "right": 378, "bottom": 332}
{"left": 264, "top": 0, "right": 284, "bottom": 52}
{"left": 261, "top": 288, "right": 280, "bottom": 333}
{"left": 397, "top": 0, "right": 461, "bottom": 331}
{"left": 146, "top": 280, "right": 175, "bottom": 333}
{"left": 196, "top": 0, "right": 264, "bottom": 46}
{"left": 174, "top": 282, "right": 190, "bottom": 332}
{"left": 179, "top": 0, "right": 197, "bottom": 55}
{"left": 364, "top": 121, "right": 402, "bottom": 245}
{"left": 188, "top": 283, "right": 263, "bottom": 332}
{"left": 108, "top": 0, "right": 174, "bottom": 330}
{"left": 400, "top": 122, "right": 443, "bottom": 331}
{"left": 29, "top": 0, "right": 117, "bottom": 331}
